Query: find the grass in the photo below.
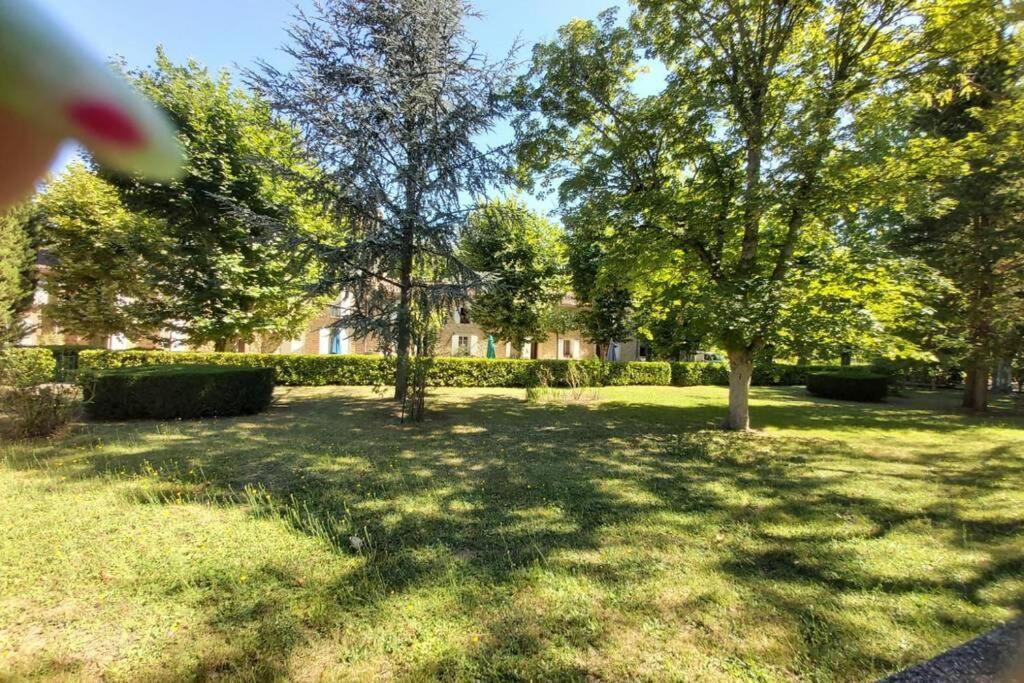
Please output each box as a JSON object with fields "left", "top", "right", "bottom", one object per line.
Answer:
{"left": 1, "top": 385, "right": 1022, "bottom": 681}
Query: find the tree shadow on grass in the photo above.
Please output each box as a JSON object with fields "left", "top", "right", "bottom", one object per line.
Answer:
{"left": 4, "top": 386, "right": 1023, "bottom": 679}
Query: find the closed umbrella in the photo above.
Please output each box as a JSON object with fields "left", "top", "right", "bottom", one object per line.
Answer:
{"left": 330, "top": 329, "right": 342, "bottom": 354}
{"left": 486, "top": 335, "right": 496, "bottom": 359}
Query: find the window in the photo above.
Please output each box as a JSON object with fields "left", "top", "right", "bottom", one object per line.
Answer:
{"left": 457, "top": 335, "right": 470, "bottom": 354}
{"left": 458, "top": 306, "right": 471, "bottom": 324}
{"left": 563, "top": 339, "right": 572, "bottom": 359}
{"left": 638, "top": 343, "right": 650, "bottom": 360}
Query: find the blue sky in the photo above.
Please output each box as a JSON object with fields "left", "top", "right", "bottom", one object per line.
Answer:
{"left": 37, "top": 0, "right": 634, "bottom": 214}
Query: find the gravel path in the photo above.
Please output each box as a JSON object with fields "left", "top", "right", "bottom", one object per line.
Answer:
{"left": 882, "top": 618, "right": 1024, "bottom": 682}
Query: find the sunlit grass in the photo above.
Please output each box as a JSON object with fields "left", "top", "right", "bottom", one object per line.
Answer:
{"left": 1, "top": 386, "right": 1022, "bottom": 680}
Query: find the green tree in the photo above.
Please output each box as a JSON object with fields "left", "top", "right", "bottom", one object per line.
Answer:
{"left": 895, "top": 39, "right": 1024, "bottom": 410}
{"left": 0, "top": 203, "right": 38, "bottom": 346}
{"left": 772, "top": 245, "right": 948, "bottom": 364}
{"left": 514, "top": 1, "right": 989, "bottom": 429}
{"left": 98, "top": 49, "right": 326, "bottom": 351}
{"left": 37, "top": 163, "right": 166, "bottom": 343}
{"left": 248, "top": 0, "right": 516, "bottom": 402}
{"left": 461, "top": 199, "right": 566, "bottom": 357}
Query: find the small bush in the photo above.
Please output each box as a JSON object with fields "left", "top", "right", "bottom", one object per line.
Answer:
{"left": 83, "top": 365, "right": 276, "bottom": 420}
{"left": 0, "top": 347, "right": 56, "bottom": 387}
{"left": 0, "top": 384, "right": 80, "bottom": 438}
{"left": 806, "top": 371, "right": 888, "bottom": 402}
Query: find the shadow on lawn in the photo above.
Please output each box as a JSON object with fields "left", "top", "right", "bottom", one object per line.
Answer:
{"left": 9, "top": 386, "right": 1024, "bottom": 680}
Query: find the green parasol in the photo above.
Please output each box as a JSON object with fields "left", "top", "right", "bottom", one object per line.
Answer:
{"left": 486, "top": 335, "right": 496, "bottom": 359}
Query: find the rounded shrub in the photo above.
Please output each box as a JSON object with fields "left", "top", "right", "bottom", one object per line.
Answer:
{"left": 806, "top": 371, "right": 888, "bottom": 402}
{"left": 82, "top": 365, "right": 275, "bottom": 420}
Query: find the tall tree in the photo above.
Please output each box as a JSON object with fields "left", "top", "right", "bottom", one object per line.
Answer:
{"left": 514, "top": 1, "right": 984, "bottom": 429}
{"left": 0, "top": 203, "right": 38, "bottom": 346}
{"left": 460, "top": 198, "right": 565, "bottom": 356}
{"left": 98, "top": 50, "right": 326, "bottom": 351}
{"left": 37, "top": 163, "right": 167, "bottom": 344}
{"left": 896, "top": 36, "right": 1024, "bottom": 411}
{"left": 248, "top": 0, "right": 516, "bottom": 401}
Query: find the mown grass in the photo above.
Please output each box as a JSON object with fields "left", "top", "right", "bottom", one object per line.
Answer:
{"left": 1, "top": 385, "right": 1022, "bottom": 681}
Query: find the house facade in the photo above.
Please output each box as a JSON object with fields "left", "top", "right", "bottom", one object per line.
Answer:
{"left": 264, "top": 295, "right": 648, "bottom": 361}
{"left": 23, "top": 285, "right": 649, "bottom": 362}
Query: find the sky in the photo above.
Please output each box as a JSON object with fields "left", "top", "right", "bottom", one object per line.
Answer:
{"left": 35, "top": 0, "right": 635, "bottom": 214}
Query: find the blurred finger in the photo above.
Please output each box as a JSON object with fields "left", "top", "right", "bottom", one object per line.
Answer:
{"left": 0, "top": 106, "right": 61, "bottom": 209}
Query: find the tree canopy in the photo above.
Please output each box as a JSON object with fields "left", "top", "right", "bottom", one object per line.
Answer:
{"left": 0, "top": 203, "right": 37, "bottom": 346}
{"left": 93, "top": 49, "right": 327, "bottom": 350}
{"left": 513, "top": 0, "right": 1001, "bottom": 428}
{"left": 460, "top": 198, "right": 566, "bottom": 356}
{"left": 247, "top": 0, "right": 517, "bottom": 402}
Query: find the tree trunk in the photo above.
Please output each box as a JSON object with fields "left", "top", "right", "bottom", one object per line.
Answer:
{"left": 394, "top": 282, "right": 412, "bottom": 402}
{"left": 214, "top": 339, "right": 228, "bottom": 352}
{"left": 725, "top": 349, "right": 754, "bottom": 431}
{"left": 840, "top": 352, "right": 852, "bottom": 367}
{"left": 962, "top": 363, "right": 989, "bottom": 412}
{"left": 393, "top": 238, "right": 415, "bottom": 402}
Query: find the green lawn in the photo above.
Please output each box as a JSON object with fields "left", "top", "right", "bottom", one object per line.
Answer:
{"left": 1, "top": 386, "right": 1022, "bottom": 681}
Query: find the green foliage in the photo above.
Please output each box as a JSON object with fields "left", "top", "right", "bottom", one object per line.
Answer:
{"left": 79, "top": 350, "right": 395, "bottom": 387}
{"left": 0, "top": 203, "right": 38, "bottom": 346}
{"left": 773, "top": 247, "right": 948, "bottom": 363}
{"left": 89, "top": 49, "right": 329, "bottom": 349}
{"left": 79, "top": 350, "right": 672, "bottom": 389}
{"left": 83, "top": 365, "right": 275, "bottom": 420}
{"left": 670, "top": 362, "right": 853, "bottom": 387}
{"left": 889, "top": 30, "right": 1024, "bottom": 409}
{"left": 37, "top": 163, "right": 166, "bottom": 341}
{"left": 807, "top": 371, "right": 889, "bottom": 402}
{"left": 0, "top": 347, "right": 56, "bottom": 387}
{"left": 461, "top": 198, "right": 567, "bottom": 353}
{"left": 512, "top": 0, "right": 988, "bottom": 428}
{"left": 670, "top": 362, "right": 729, "bottom": 387}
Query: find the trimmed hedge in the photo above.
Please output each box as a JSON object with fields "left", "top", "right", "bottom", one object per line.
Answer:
{"left": 669, "top": 361, "right": 854, "bottom": 387}
{"left": 0, "top": 347, "right": 57, "bottom": 387}
{"left": 806, "top": 371, "right": 888, "bottom": 402}
{"left": 79, "top": 350, "right": 672, "bottom": 388}
{"left": 80, "top": 350, "right": 394, "bottom": 386}
{"left": 83, "top": 365, "right": 275, "bottom": 420}
{"left": 77, "top": 350, "right": 868, "bottom": 390}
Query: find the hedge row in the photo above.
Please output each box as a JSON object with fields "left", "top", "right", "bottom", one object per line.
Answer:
{"left": 84, "top": 365, "right": 275, "bottom": 420}
{"left": 77, "top": 350, "right": 856, "bottom": 389}
{"left": 807, "top": 371, "right": 889, "bottom": 402}
{"left": 669, "top": 361, "right": 852, "bottom": 387}
{"left": 78, "top": 351, "right": 672, "bottom": 388}
{"left": 0, "top": 347, "right": 57, "bottom": 387}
